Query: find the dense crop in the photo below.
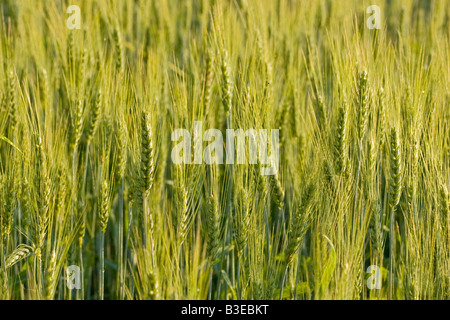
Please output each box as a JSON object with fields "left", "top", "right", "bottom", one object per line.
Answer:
{"left": 0, "top": 0, "right": 448, "bottom": 300}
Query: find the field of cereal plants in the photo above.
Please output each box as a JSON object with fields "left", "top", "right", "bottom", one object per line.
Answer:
{"left": 0, "top": 0, "right": 448, "bottom": 300}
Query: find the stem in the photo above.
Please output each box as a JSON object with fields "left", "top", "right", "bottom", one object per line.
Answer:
{"left": 142, "top": 197, "right": 148, "bottom": 250}
{"left": 389, "top": 207, "right": 395, "bottom": 299}
{"left": 125, "top": 205, "right": 133, "bottom": 298}
{"left": 293, "top": 249, "right": 302, "bottom": 300}
{"left": 237, "top": 260, "right": 241, "bottom": 300}
{"left": 99, "top": 231, "right": 105, "bottom": 300}
{"left": 118, "top": 178, "right": 124, "bottom": 299}
{"left": 353, "top": 141, "right": 363, "bottom": 231}
{"left": 79, "top": 247, "right": 84, "bottom": 300}
{"left": 208, "top": 268, "right": 213, "bottom": 300}
{"left": 70, "top": 147, "right": 78, "bottom": 300}
{"left": 279, "top": 264, "right": 288, "bottom": 300}
{"left": 264, "top": 206, "right": 270, "bottom": 263}
{"left": 79, "top": 144, "right": 90, "bottom": 300}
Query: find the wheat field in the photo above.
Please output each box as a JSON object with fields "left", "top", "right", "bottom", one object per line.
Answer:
{"left": 0, "top": 0, "right": 449, "bottom": 300}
